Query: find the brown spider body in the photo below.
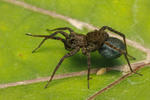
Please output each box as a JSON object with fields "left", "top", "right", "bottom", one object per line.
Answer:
{"left": 64, "top": 33, "right": 87, "bottom": 51}
{"left": 86, "top": 29, "right": 109, "bottom": 52}
{"left": 64, "top": 29, "right": 109, "bottom": 55}
{"left": 26, "top": 26, "right": 141, "bottom": 89}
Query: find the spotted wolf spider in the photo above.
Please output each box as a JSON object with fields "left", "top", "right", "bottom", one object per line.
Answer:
{"left": 26, "top": 26, "right": 142, "bottom": 89}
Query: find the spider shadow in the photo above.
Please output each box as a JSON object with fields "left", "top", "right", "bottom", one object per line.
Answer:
{"left": 33, "top": 46, "right": 123, "bottom": 71}
{"left": 41, "top": 50, "right": 123, "bottom": 88}
{"left": 69, "top": 51, "right": 123, "bottom": 71}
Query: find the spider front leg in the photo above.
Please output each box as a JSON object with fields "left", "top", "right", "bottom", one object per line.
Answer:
{"left": 45, "top": 47, "right": 80, "bottom": 88}
{"left": 47, "top": 27, "right": 75, "bottom": 34}
{"left": 32, "top": 38, "right": 47, "bottom": 53}
{"left": 26, "top": 31, "right": 66, "bottom": 53}
{"left": 46, "top": 30, "right": 69, "bottom": 38}
{"left": 100, "top": 26, "right": 136, "bottom": 60}
{"left": 32, "top": 37, "right": 64, "bottom": 53}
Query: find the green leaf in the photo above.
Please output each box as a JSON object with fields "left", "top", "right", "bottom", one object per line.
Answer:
{"left": 0, "top": 0, "right": 149, "bottom": 100}
{"left": 0, "top": 71, "right": 121, "bottom": 100}
{"left": 21, "top": 0, "right": 150, "bottom": 48}
{"left": 95, "top": 67, "right": 150, "bottom": 100}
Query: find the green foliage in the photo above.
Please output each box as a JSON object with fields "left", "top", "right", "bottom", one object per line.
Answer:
{"left": 0, "top": 0, "right": 149, "bottom": 100}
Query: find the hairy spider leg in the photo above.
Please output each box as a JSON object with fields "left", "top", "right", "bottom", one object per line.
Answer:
{"left": 32, "top": 38, "right": 47, "bottom": 53}
{"left": 87, "top": 53, "right": 91, "bottom": 89}
{"left": 26, "top": 30, "right": 69, "bottom": 38}
{"left": 47, "top": 29, "right": 69, "bottom": 38}
{"left": 26, "top": 31, "right": 69, "bottom": 53}
{"left": 103, "top": 41, "right": 135, "bottom": 60}
{"left": 46, "top": 27, "right": 74, "bottom": 34}
{"left": 45, "top": 47, "right": 80, "bottom": 88}
{"left": 104, "top": 41, "right": 142, "bottom": 76}
{"left": 100, "top": 26, "right": 136, "bottom": 60}
{"left": 126, "top": 54, "right": 136, "bottom": 60}
{"left": 26, "top": 34, "right": 64, "bottom": 53}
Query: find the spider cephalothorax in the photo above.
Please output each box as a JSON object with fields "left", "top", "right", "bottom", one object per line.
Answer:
{"left": 26, "top": 26, "right": 141, "bottom": 89}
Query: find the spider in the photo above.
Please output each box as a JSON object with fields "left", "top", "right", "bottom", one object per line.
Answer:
{"left": 26, "top": 26, "right": 142, "bottom": 89}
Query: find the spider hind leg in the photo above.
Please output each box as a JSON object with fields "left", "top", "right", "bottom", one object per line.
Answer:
{"left": 104, "top": 41, "right": 142, "bottom": 76}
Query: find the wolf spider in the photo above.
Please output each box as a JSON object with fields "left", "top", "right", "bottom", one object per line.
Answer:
{"left": 26, "top": 26, "right": 142, "bottom": 89}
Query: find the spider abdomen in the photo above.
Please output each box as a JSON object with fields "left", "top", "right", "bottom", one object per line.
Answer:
{"left": 98, "top": 37, "right": 125, "bottom": 59}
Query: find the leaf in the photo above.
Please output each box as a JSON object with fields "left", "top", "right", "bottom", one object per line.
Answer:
{"left": 0, "top": 71, "right": 121, "bottom": 100}
{"left": 21, "top": 0, "right": 150, "bottom": 47}
{"left": 95, "top": 67, "right": 150, "bottom": 100}
{"left": 0, "top": 0, "right": 149, "bottom": 100}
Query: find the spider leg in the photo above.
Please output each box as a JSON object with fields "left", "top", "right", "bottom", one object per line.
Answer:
{"left": 45, "top": 47, "right": 80, "bottom": 88}
{"left": 127, "top": 54, "right": 136, "bottom": 60}
{"left": 46, "top": 30, "right": 69, "bottom": 38}
{"left": 46, "top": 27, "right": 74, "bottom": 33}
{"left": 26, "top": 33, "right": 49, "bottom": 37}
{"left": 100, "top": 26, "right": 135, "bottom": 59}
{"left": 104, "top": 41, "right": 142, "bottom": 76}
{"left": 32, "top": 38, "right": 47, "bottom": 53}
{"left": 26, "top": 33, "right": 65, "bottom": 53}
{"left": 123, "top": 53, "right": 142, "bottom": 76}
{"left": 32, "top": 37, "right": 65, "bottom": 53}
{"left": 26, "top": 30, "right": 69, "bottom": 38}
{"left": 86, "top": 53, "right": 91, "bottom": 89}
